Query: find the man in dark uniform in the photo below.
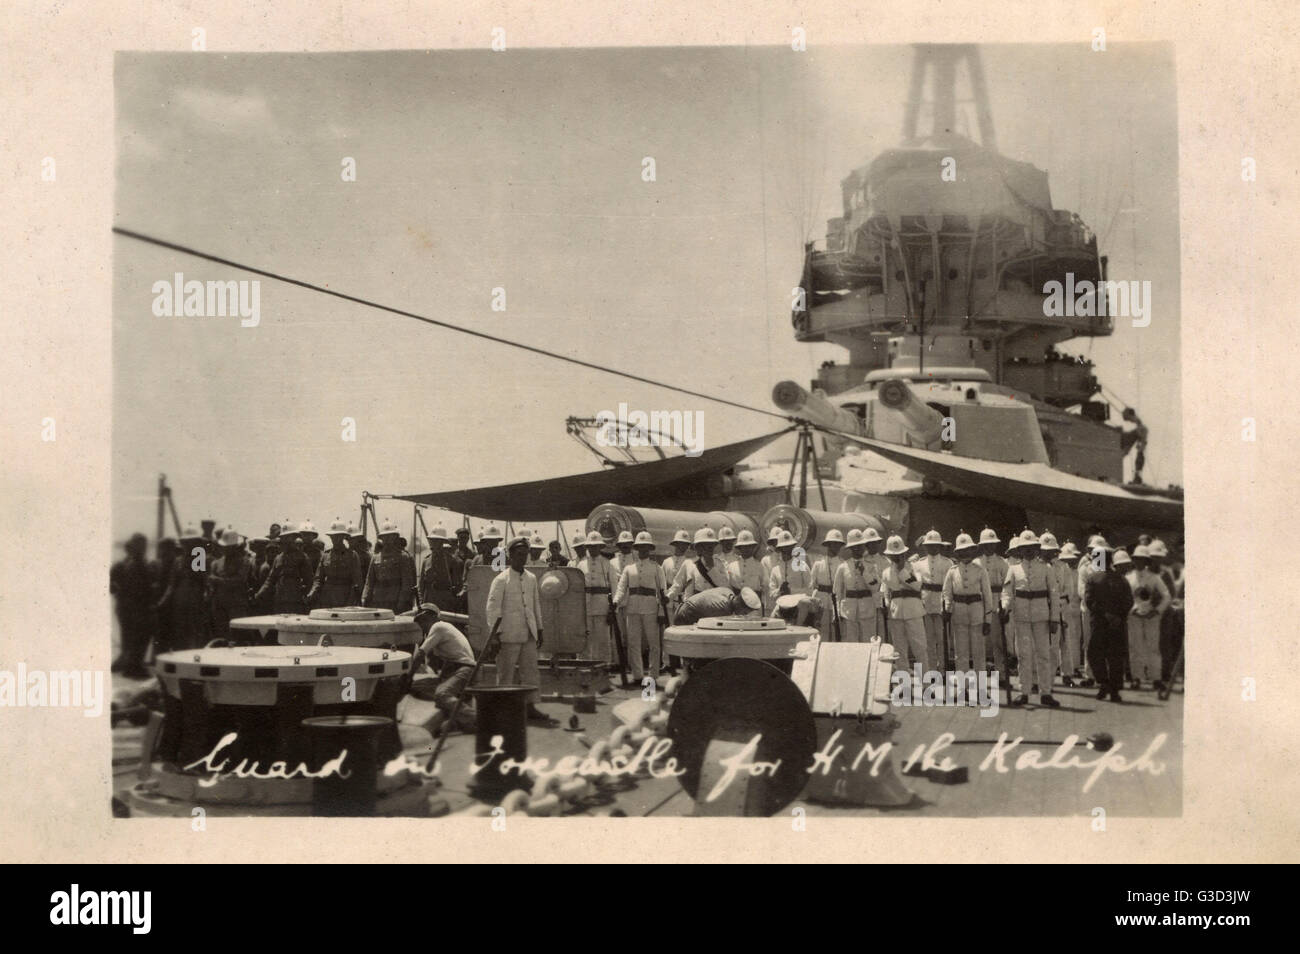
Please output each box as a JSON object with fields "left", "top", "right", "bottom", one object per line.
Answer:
{"left": 111, "top": 533, "right": 155, "bottom": 678}
{"left": 1084, "top": 543, "right": 1135, "bottom": 703}
{"left": 256, "top": 523, "right": 313, "bottom": 615}
{"left": 363, "top": 522, "right": 417, "bottom": 613}
{"left": 454, "top": 527, "right": 475, "bottom": 565}
{"left": 418, "top": 524, "right": 462, "bottom": 609}
{"left": 299, "top": 520, "right": 322, "bottom": 573}
{"left": 156, "top": 526, "right": 211, "bottom": 651}
{"left": 208, "top": 527, "right": 253, "bottom": 642}
{"left": 348, "top": 526, "right": 372, "bottom": 584}
{"left": 249, "top": 536, "right": 269, "bottom": 574}
{"left": 546, "top": 540, "right": 569, "bottom": 567}
{"left": 307, "top": 520, "right": 363, "bottom": 608}
{"left": 149, "top": 537, "right": 178, "bottom": 656}
{"left": 254, "top": 536, "right": 280, "bottom": 614}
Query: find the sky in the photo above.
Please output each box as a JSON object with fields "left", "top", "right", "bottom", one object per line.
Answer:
{"left": 113, "top": 44, "right": 1181, "bottom": 543}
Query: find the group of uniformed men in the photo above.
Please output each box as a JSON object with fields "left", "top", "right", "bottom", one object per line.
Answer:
{"left": 562, "top": 521, "right": 1184, "bottom": 706}
{"left": 114, "top": 512, "right": 1184, "bottom": 715}
{"left": 110, "top": 516, "right": 573, "bottom": 676}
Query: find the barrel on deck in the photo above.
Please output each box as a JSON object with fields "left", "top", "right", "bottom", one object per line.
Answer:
{"left": 303, "top": 714, "right": 395, "bottom": 816}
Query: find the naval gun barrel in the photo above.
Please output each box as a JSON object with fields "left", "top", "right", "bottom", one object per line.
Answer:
{"left": 876, "top": 378, "right": 946, "bottom": 446}
{"left": 771, "top": 381, "right": 863, "bottom": 435}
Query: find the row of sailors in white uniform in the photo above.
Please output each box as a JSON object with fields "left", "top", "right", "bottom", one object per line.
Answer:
{"left": 570, "top": 522, "right": 1173, "bottom": 701}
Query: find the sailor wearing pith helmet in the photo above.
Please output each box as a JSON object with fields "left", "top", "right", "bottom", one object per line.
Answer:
{"left": 1055, "top": 541, "right": 1084, "bottom": 683}
{"left": 942, "top": 532, "right": 992, "bottom": 676}
{"left": 362, "top": 521, "right": 417, "bottom": 614}
{"left": 577, "top": 529, "right": 618, "bottom": 664}
{"left": 880, "top": 535, "right": 926, "bottom": 671}
{"left": 307, "top": 518, "right": 363, "bottom": 609}
{"left": 918, "top": 529, "right": 954, "bottom": 670}
{"left": 760, "top": 527, "right": 783, "bottom": 588}
{"left": 1038, "top": 531, "right": 1066, "bottom": 680}
{"left": 610, "top": 530, "right": 636, "bottom": 577}
{"left": 972, "top": 527, "right": 1010, "bottom": 682}
{"left": 417, "top": 524, "right": 461, "bottom": 609}
{"left": 668, "top": 526, "right": 723, "bottom": 604}
{"left": 726, "top": 529, "right": 766, "bottom": 618}
{"left": 767, "top": 530, "right": 812, "bottom": 610}
{"left": 809, "top": 528, "right": 846, "bottom": 641}
{"left": 1125, "top": 544, "right": 1170, "bottom": 690}
{"left": 833, "top": 528, "right": 883, "bottom": 642}
{"left": 661, "top": 529, "right": 692, "bottom": 621}
{"left": 716, "top": 525, "right": 739, "bottom": 570}
{"left": 1001, "top": 529, "right": 1060, "bottom": 707}
{"left": 613, "top": 531, "right": 667, "bottom": 682}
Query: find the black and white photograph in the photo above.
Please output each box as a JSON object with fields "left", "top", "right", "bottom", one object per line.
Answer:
{"left": 108, "top": 41, "right": 1184, "bottom": 819}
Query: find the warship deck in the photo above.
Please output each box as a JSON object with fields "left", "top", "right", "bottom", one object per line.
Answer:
{"left": 111, "top": 670, "right": 1182, "bottom": 818}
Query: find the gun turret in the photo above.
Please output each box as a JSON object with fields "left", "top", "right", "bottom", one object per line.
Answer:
{"left": 771, "top": 381, "right": 864, "bottom": 435}
{"left": 876, "top": 378, "right": 946, "bottom": 447}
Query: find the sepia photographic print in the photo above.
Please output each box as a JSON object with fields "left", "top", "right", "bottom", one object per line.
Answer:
{"left": 108, "top": 41, "right": 1184, "bottom": 821}
{"left": 4, "top": 1, "right": 1297, "bottom": 875}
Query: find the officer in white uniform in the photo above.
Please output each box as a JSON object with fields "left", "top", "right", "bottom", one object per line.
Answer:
{"left": 485, "top": 536, "right": 557, "bottom": 724}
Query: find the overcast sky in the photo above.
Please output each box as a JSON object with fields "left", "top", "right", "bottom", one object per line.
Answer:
{"left": 113, "top": 44, "right": 1180, "bottom": 542}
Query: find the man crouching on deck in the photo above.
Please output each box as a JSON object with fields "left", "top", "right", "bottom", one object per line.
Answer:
{"left": 406, "top": 602, "right": 478, "bottom": 734}
{"left": 486, "top": 536, "right": 560, "bottom": 726}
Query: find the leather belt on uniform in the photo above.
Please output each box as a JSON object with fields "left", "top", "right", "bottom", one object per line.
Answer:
{"left": 1015, "top": 589, "right": 1049, "bottom": 599}
{"left": 952, "top": 593, "right": 983, "bottom": 604}
{"left": 585, "top": 586, "right": 610, "bottom": 594}
{"left": 922, "top": 583, "right": 943, "bottom": 592}
{"left": 990, "top": 585, "right": 1002, "bottom": 593}
{"left": 892, "top": 589, "right": 921, "bottom": 598}
{"left": 630, "top": 586, "right": 657, "bottom": 596}
{"left": 845, "top": 588, "right": 873, "bottom": 599}
{"left": 815, "top": 584, "right": 833, "bottom": 593}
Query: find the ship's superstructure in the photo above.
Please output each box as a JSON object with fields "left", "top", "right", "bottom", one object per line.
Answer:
{"left": 794, "top": 45, "right": 1143, "bottom": 484}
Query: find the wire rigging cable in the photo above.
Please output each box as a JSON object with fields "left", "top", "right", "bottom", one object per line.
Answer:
{"left": 113, "top": 226, "right": 789, "bottom": 423}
